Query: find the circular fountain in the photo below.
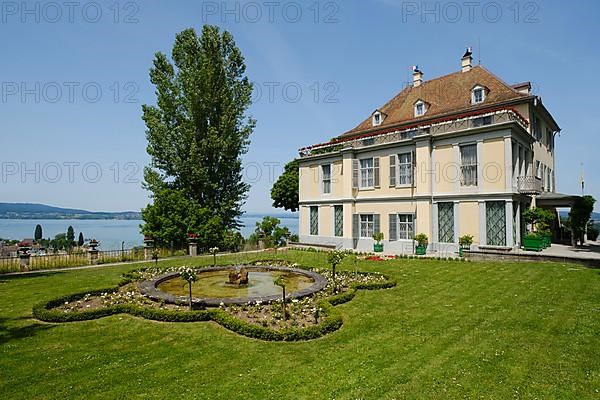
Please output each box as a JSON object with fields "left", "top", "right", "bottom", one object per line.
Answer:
{"left": 139, "top": 266, "right": 327, "bottom": 306}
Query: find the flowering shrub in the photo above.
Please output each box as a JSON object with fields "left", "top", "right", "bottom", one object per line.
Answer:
{"left": 179, "top": 267, "right": 197, "bottom": 283}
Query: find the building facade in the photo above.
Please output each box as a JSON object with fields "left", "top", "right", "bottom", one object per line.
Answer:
{"left": 298, "top": 50, "right": 560, "bottom": 253}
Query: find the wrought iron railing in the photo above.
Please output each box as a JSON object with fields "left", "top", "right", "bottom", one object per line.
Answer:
{"left": 517, "top": 176, "right": 542, "bottom": 194}
{"left": 299, "top": 109, "right": 528, "bottom": 158}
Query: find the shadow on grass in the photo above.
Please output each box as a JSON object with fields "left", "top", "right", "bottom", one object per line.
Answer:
{"left": 0, "top": 316, "right": 56, "bottom": 345}
{"left": 0, "top": 271, "right": 66, "bottom": 283}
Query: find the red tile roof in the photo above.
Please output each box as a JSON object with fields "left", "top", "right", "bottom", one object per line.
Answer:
{"left": 341, "top": 65, "right": 531, "bottom": 138}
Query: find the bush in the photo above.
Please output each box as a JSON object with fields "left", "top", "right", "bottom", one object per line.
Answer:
{"left": 459, "top": 234, "right": 474, "bottom": 247}
{"left": 414, "top": 233, "right": 428, "bottom": 246}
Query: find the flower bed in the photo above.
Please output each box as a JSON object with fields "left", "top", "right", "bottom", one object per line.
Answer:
{"left": 33, "top": 261, "right": 396, "bottom": 341}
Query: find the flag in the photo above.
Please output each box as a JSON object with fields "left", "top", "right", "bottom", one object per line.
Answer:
{"left": 580, "top": 163, "right": 585, "bottom": 194}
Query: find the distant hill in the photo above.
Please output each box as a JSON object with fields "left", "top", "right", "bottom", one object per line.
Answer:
{"left": 559, "top": 210, "right": 600, "bottom": 221}
{"left": 0, "top": 203, "right": 141, "bottom": 220}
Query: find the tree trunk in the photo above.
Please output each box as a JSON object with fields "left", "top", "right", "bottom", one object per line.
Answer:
{"left": 188, "top": 283, "right": 193, "bottom": 311}
{"left": 282, "top": 286, "right": 286, "bottom": 321}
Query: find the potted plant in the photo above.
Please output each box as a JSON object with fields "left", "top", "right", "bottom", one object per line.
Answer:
{"left": 372, "top": 232, "right": 384, "bottom": 252}
{"left": 414, "top": 233, "right": 428, "bottom": 255}
{"left": 523, "top": 207, "right": 554, "bottom": 248}
{"left": 458, "top": 234, "right": 474, "bottom": 257}
{"left": 522, "top": 232, "right": 544, "bottom": 252}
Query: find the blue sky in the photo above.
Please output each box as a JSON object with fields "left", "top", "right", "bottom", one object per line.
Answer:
{"left": 1, "top": 0, "right": 598, "bottom": 212}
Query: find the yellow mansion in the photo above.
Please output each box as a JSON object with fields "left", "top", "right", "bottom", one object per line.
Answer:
{"left": 297, "top": 49, "right": 560, "bottom": 253}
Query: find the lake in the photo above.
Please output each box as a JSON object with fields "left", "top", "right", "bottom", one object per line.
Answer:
{"left": 0, "top": 216, "right": 299, "bottom": 250}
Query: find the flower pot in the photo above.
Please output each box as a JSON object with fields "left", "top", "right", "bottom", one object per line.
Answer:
{"left": 522, "top": 236, "right": 544, "bottom": 252}
{"left": 543, "top": 234, "right": 552, "bottom": 248}
{"left": 373, "top": 243, "right": 384, "bottom": 253}
{"left": 415, "top": 245, "right": 427, "bottom": 255}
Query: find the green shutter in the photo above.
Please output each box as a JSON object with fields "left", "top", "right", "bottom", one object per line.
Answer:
{"left": 352, "top": 214, "right": 359, "bottom": 239}
{"left": 389, "top": 214, "right": 397, "bottom": 241}
{"left": 374, "top": 214, "right": 381, "bottom": 235}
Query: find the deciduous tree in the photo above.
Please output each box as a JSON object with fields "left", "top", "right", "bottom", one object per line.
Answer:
{"left": 141, "top": 26, "right": 254, "bottom": 249}
{"left": 271, "top": 160, "right": 299, "bottom": 212}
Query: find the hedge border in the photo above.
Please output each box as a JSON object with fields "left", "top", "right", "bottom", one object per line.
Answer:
{"left": 32, "top": 268, "right": 396, "bottom": 342}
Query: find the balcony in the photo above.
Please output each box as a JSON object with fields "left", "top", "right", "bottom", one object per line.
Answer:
{"left": 517, "top": 176, "right": 542, "bottom": 195}
{"left": 299, "top": 109, "right": 529, "bottom": 158}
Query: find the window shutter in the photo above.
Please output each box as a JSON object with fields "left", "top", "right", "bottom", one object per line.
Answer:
{"left": 374, "top": 157, "right": 380, "bottom": 188}
{"left": 352, "top": 159, "right": 359, "bottom": 189}
{"left": 318, "top": 165, "right": 323, "bottom": 194}
{"left": 389, "top": 155, "right": 396, "bottom": 186}
{"left": 352, "top": 214, "right": 359, "bottom": 239}
{"left": 411, "top": 150, "right": 416, "bottom": 186}
{"left": 389, "top": 214, "right": 397, "bottom": 241}
{"left": 374, "top": 214, "right": 381, "bottom": 235}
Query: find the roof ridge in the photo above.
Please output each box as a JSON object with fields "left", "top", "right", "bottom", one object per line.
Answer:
{"left": 476, "top": 65, "right": 529, "bottom": 97}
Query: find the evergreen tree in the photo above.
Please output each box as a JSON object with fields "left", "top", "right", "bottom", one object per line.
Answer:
{"left": 67, "top": 226, "right": 75, "bottom": 242}
{"left": 34, "top": 224, "right": 43, "bottom": 242}
{"left": 141, "top": 26, "right": 254, "bottom": 249}
{"left": 78, "top": 232, "right": 84, "bottom": 247}
{"left": 271, "top": 160, "right": 299, "bottom": 212}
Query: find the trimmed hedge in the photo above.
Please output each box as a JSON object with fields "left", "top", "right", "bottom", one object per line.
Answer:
{"left": 32, "top": 268, "right": 396, "bottom": 342}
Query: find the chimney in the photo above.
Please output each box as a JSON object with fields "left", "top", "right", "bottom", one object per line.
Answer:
{"left": 412, "top": 65, "right": 423, "bottom": 87}
{"left": 461, "top": 47, "right": 473, "bottom": 72}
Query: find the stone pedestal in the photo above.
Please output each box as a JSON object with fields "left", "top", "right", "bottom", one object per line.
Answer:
{"left": 188, "top": 242, "right": 198, "bottom": 257}
{"left": 88, "top": 249, "right": 99, "bottom": 265}
{"left": 144, "top": 238, "right": 155, "bottom": 260}
{"left": 19, "top": 254, "right": 30, "bottom": 272}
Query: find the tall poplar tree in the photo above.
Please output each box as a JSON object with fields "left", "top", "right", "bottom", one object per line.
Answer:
{"left": 141, "top": 26, "right": 254, "bottom": 248}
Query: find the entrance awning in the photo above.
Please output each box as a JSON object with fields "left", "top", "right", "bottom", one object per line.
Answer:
{"left": 535, "top": 192, "right": 580, "bottom": 208}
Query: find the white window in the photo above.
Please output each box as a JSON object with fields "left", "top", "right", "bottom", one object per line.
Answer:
{"left": 460, "top": 144, "right": 478, "bottom": 186}
{"left": 321, "top": 164, "right": 331, "bottom": 194}
{"left": 360, "top": 158, "right": 374, "bottom": 188}
{"left": 372, "top": 112, "right": 382, "bottom": 127}
{"left": 547, "top": 129, "right": 554, "bottom": 151}
{"left": 414, "top": 101, "right": 426, "bottom": 117}
{"left": 398, "top": 152, "right": 413, "bottom": 185}
{"left": 397, "top": 214, "right": 414, "bottom": 240}
{"left": 472, "top": 86, "right": 485, "bottom": 104}
{"left": 360, "top": 214, "right": 374, "bottom": 238}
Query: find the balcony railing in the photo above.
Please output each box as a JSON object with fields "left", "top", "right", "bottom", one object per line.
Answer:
{"left": 299, "top": 109, "right": 528, "bottom": 158}
{"left": 517, "top": 176, "right": 542, "bottom": 195}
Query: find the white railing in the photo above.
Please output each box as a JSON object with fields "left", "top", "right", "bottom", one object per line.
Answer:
{"left": 517, "top": 176, "right": 542, "bottom": 194}
{"left": 300, "top": 109, "right": 528, "bottom": 158}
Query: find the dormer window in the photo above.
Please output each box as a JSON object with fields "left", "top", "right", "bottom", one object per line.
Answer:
{"left": 372, "top": 111, "right": 384, "bottom": 127}
{"left": 414, "top": 100, "right": 426, "bottom": 117}
{"left": 472, "top": 85, "right": 486, "bottom": 104}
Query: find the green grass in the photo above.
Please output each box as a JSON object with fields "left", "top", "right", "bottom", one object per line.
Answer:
{"left": 1, "top": 251, "right": 599, "bottom": 399}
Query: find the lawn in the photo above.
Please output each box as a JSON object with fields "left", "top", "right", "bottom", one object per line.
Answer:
{"left": 1, "top": 251, "right": 598, "bottom": 399}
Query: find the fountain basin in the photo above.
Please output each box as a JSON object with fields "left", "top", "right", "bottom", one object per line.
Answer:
{"left": 139, "top": 266, "right": 327, "bottom": 306}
